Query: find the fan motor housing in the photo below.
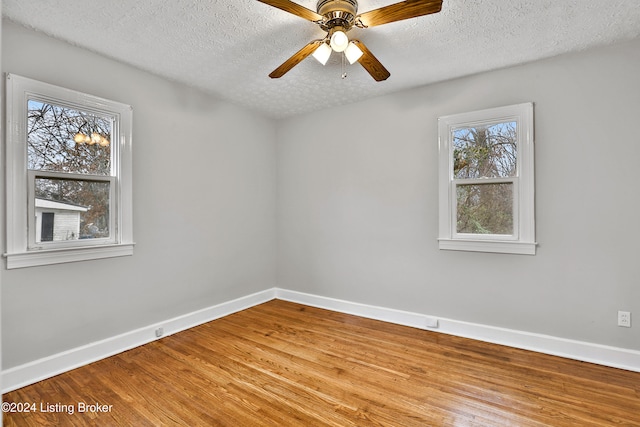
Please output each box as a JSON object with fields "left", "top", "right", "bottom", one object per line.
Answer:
{"left": 317, "top": 0, "right": 358, "bottom": 31}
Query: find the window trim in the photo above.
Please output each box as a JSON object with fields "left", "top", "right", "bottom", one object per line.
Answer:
{"left": 4, "top": 73, "right": 134, "bottom": 268}
{"left": 437, "top": 103, "right": 536, "bottom": 255}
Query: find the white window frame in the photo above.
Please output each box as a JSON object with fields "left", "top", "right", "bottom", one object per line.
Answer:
{"left": 4, "top": 74, "right": 134, "bottom": 268}
{"left": 438, "top": 103, "right": 536, "bottom": 255}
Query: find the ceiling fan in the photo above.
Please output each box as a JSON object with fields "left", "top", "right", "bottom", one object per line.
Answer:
{"left": 257, "top": 0, "right": 443, "bottom": 81}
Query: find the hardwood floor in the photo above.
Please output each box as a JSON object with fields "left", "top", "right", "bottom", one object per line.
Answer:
{"left": 4, "top": 299, "right": 640, "bottom": 426}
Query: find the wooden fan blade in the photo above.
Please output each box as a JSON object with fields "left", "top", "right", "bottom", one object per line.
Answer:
{"left": 351, "top": 40, "right": 390, "bottom": 82}
{"left": 269, "top": 40, "right": 324, "bottom": 78}
{"left": 356, "top": 0, "right": 442, "bottom": 27}
{"left": 256, "top": 0, "right": 323, "bottom": 22}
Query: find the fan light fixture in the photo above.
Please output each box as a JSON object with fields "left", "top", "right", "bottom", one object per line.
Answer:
{"left": 344, "top": 41, "right": 363, "bottom": 64}
{"left": 330, "top": 30, "right": 349, "bottom": 52}
{"left": 312, "top": 42, "right": 332, "bottom": 65}
{"left": 313, "top": 33, "right": 362, "bottom": 66}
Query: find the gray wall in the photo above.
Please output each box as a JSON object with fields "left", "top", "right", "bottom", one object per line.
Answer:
{"left": 2, "top": 20, "right": 277, "bottom": 369}
{"left": 277, "top": 38, "right": 640, "bottom": 351}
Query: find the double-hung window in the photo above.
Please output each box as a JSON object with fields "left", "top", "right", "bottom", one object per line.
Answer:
{"left": 438, "top": 103, "right": 535, "bottom": 255}
{"left": 5, "top": 74, "right": 133, "bottom": 268}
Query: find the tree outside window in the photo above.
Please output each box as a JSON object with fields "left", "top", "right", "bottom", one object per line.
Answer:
{"left": 453, "top": 122, "right": 517, "bottom": 236}
{"left": 28, "top": 100, "right": 113, "bottom": 241}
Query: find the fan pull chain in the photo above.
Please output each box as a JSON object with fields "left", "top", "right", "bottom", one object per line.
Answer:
{"left": 341, "top": 52, "right": 347, "bottom": 79}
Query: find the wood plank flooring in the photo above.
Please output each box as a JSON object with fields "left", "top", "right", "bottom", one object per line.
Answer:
{"left": 4, "top": 299, "right": 640, "bottom": 426}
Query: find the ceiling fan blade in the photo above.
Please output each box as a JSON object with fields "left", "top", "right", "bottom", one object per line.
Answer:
{"left": 356, "top": 0, "right": 443, "bottom": 27}
{"left": 351, "top": 40, "right": 390, "bottom": 82}
{"left": 256, "top": 0, "right": 323, "bottom": 22}
{"left": 269, "top": 40, "right": 324, "bottom": 78}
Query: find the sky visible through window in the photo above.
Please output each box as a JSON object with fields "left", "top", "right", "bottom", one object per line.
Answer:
{"left": 27, "top": 99, "right": 112, "bottom": 175}
{"left": 453, "top": 121, "right": 517, "bottom": 179}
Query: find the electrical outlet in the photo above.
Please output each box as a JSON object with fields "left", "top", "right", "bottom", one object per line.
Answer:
{"left": 618, "top": 311, "right": 631, "bottom": 328}
{"left": 425, "top": 316, "right": 439, "bottom": 328}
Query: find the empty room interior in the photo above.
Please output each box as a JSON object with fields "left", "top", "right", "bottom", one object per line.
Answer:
{"left": 2, "top": 0, "right": 640, "bottom": 426}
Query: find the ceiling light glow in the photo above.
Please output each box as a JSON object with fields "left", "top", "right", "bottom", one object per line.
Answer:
{"left": 330, "top": 30, "right": 349, "bottom": 52}
{"left": 312, "top": 42, "right": 332, "bottom": 65}
{"left": 344, "top": 42, "right": 363, "bottom": 64}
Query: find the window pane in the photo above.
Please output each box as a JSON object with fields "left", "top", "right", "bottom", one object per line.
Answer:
{"left": 27, "top": 100, "right": 112, "bottom": 175}
{"left": 35, "top": 177, "right": 110, "bottom": 242}
{"left": 456, "top": 183, "right": 513, "bottom": 235}
{"left": 453, "top": 121, "right": 517, "bottom": 179}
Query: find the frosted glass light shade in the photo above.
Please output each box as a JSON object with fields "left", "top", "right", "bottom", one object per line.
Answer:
{"left": 312, "top": 42, "right": 332, "bottom": 65}
{"left": 330, "top": 30, "right": 349, "bottom": 52}
{"left": 345, "top": 42, "right": 363, "bottom": 64}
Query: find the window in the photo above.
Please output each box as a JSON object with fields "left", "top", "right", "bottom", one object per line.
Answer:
{"left": 5, "top": 74, "right": 133, "bottom": 268}
{"left": 438, "top": 103, "right": 535, "bottom": 255}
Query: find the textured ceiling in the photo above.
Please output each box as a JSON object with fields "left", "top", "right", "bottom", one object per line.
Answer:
{"left": 4, "top": 0, "right": 640, "bottom": 119}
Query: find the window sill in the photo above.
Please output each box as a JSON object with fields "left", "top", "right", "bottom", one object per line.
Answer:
{"left": 438, "top": 239, "right": 536, "bottom": 255}
{"left": 4, "top": 243, "right": 135, "bottom": 269}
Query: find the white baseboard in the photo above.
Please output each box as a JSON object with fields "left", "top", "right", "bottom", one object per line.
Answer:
{"left": 4, "top": 287, "right": 639, "bottom": 393}
{"left": 2, "top": 288, "right": 276, "bottom": 393}
{"left": 275, "top": 288, "right": 640, "bottom": 373}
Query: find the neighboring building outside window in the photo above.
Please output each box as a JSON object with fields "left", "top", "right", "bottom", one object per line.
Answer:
{"left": 5, "top": 74, "right": 134, "bottom": 268}
{"left": 438, "top": 103, "right": 535, "bottom": 255}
